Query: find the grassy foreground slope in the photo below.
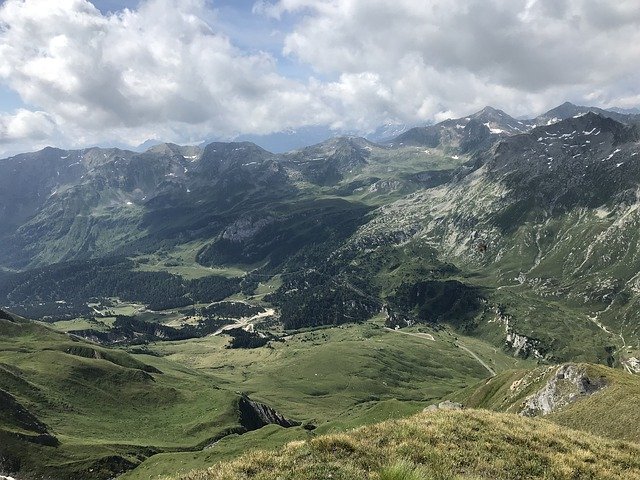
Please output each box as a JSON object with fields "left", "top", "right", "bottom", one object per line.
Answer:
{"left": 0, "top": 309, "right": 525, "bottom": 479}
{"left": 172, "top": 409, "right": 640, "bottom": 480}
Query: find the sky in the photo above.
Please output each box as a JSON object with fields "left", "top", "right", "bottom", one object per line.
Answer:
{"left": 1, "top": 0, "right": 640, "bottom": 155}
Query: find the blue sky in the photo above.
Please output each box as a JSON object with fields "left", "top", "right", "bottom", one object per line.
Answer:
{"left": 1, "top": 0, "right": 639, "bottom": 155}
{"left": 0, "top": 84, "right": 23, "bottom": 111}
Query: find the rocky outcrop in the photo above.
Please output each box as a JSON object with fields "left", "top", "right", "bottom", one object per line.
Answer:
{"left": 381, "top": 304, "right": 413, "bottom": 329}
{"left": 491, "top": 306, "right": 544, "bottom": 359}
{"left": 505, "top": 331, "right": 544, "bottom": 359}
{"left": 221, "top": 217, "right": 274, "bottom": 243}
{"left": 202, "top": 395, "right": 300, "bottom": 451}
{"left": 520, "top": 364, "right": 607, "bottom": 416}
{"left": 238, "top": 395, "right": 300, "bottom": 431}
{"left": 622, "top": 357, "right": 640, "bottom": 374}
{"left": 423, "top": 400, "right": 464, "bottom": 412}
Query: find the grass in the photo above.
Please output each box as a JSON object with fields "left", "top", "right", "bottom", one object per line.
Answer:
{"left": 133, "top": 241, "right": 250, "bottom": 280}
{"left": 548, "top": 364, "right": 640, "bottom": 443}
{"left": 47, "top": 317, "right": 110, "bottom": 332}
{"left": 1, "top": 313, "right": 520, "bottom": 480}
{"left": 380, "top": 460, "right": 431, "bottom": 480}
{"left": 6, "top": 293, "right": 632, "bottom": 480}
{"left": 171, "top": 409, "right": 640, "bottom": 480}
{"left": 121, "top": 321, "right": 520, "bottom": 479}
{"left": 384, "top": 321, "right": 532, "bottom": 375}
{"left": 252, "top": 274, "right": 283, "bottom": 300}
{"left": 120, "top": 399, "right": 429, "bottom": 480}
{"left": 449, "top": 363, "right": 640, "bottom": 443}
{"left": 147, "top": 321, "right": 509, "bottom": 421}
{"left": 0, "top": 316, "right": 240, "bottom": 479}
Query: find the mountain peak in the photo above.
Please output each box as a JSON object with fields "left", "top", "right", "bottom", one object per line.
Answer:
{"left": 477, "top": 106, "right": 501, "bottom": 114}
{"left": 137, "top": 138, "right": 163, "bottom": 151}
{"left": 146, "top": 142, "right": 180, "bottom": 153}
{"left": 534, "top": 102, "right": 599, "bottom": 125}
{"left": 469, "top": 106, "right": 519, "bottom": 126}
{"left": 544, "top": 101, "right": 584, "bottom": 115}
{"left": 558, "top": 101, "right": 579, "bottom": 108}
{"left": 470, "top": 106, "right": 511, "bottom": 117}
{"left": 535, "top": 102, "right": 640, "bottom": 127}
{"left": 145, "top": 143, "right": 203, "bottom": 161}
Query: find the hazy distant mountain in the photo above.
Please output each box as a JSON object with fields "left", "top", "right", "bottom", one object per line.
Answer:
{"left": 532, "top": 101, "right": 640, "bottom": 126}
{"left": 135, "top": 138, "right": 164, "bottom": 151}
{"left": 232, "top": 125, "right": 338, "bottom": 153}
{"left": 205, "top": 123, "right": 412, "bottom": 154}
{"left": 608, "top": 106, "right": 640, "bottom": 115}
{"left": 364, "top": 122, "right": 413, "bottom": 142}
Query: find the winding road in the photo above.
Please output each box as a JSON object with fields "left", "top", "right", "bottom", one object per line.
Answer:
{"left": 455, "top": 342, "right": 496, "bottom": 377}
{"left": 384, "top": 327, "right": 496, "bottom": 377}
{"left": 384, "top": 327, "right": 435, "bottom": 341}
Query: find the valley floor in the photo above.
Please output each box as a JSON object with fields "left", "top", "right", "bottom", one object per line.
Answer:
{"left": 120, "top": 319, "right": 524, "bottom": 479}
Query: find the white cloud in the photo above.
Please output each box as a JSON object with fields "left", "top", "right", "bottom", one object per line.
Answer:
{"left": 1, "top": 0, "right": 640, "bottom": 154}
{"left": 0, "top": 109, "right": 57, "bottom": 144}
{"left": 268, "top": 0, "right": 640, "bottom": 119}
{"left": 0, "top": 0, "right": 328, "bottom": 150}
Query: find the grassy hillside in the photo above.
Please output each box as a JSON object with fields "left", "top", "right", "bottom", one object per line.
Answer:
{"left": 0, "top": 311, "right": 524, "bottom": 479}
{"left": 0, "top": 314, "right": 240, "bottom": 479}
{"left": 449, "top": 363, "right": 640, "bottom": 443}
{"left": 121, "top": 319, "right": 526, "bottom": 479}
{"left": 170, "top": 409, "right": 640, "bottom": 480}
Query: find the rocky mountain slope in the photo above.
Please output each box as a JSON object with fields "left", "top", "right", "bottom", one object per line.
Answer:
{"left": 354, "top": 111, "right": 640, "bottom": 363}
{"left": 451, "top": 362, "right": 640, "bottom": 443}
{"left": 390, "top": 106, "right": 531, "bottom": 152}
{"left": 0, "top": 135, "right": 464, "bottom": 270}
{"left": 532, "top": 101, "right": 640, "bottom": 126}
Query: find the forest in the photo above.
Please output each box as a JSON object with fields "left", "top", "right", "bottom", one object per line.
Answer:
{"left": 0, "top": 257, "right": 241, "bottom": 319}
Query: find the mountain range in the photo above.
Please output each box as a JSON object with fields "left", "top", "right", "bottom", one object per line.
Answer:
{"left": 1, "top": 101, "right": 640, "bottom": 479}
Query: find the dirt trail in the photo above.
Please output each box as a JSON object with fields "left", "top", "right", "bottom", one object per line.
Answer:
{"left": 384, "top": 327, "right": 495, "bottom": 377}
{"left": 455, "top": 341, "right": 496, "bottom": 377}
{"left": 211, "top": 308, "right": 275, "bottom": 336}
{"left": 384, "top": 327, "right": 435, "bottom": 341}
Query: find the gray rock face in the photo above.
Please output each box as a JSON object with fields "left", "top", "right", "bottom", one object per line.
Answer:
{"left": 390, "top": 105, "right": 529, "bottom": 150}
{"left": 520, "top": 364, "right": 607, "bottom": 417}
{"left": 623, "top": 357, "right": 640, "bottom": 374}
{"left": 423, "top": 400, "right": 464, "bottom": 412}
{"left": 238, "top": 395, "right": 300, "bottom": 431}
